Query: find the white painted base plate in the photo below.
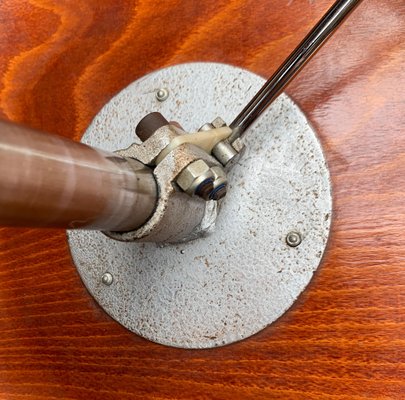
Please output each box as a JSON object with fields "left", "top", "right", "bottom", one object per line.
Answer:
{"left": 68, "top": 63, "right": 332, "bottom": 349}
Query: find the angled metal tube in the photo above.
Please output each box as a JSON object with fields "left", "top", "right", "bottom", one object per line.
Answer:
{"left": 230, "top": 0, "right": 362, "bottom": 138}
{"left": 0, "top": 120, "right": 157, "bottom": 231}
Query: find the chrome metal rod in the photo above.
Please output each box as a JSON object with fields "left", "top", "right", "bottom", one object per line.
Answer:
{"left": 230, "top": 0, "right": 362, "bottom": 138}
{"left": 0, "top": 120, "right": 157, "bottom": 231}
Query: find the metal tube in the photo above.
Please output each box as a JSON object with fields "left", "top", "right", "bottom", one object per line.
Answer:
{"left": 0, "top": 120, "right": 157, "bottom": 231}
{"left": 230, "top": 0, "right": 362, "bottom": 138}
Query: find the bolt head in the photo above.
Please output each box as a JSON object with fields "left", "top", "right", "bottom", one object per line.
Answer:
{"left": 101, "top": 272, "right": 113, "bottom": 286}
{"left": 286, "top": 231, "right": 302, "bottom": 247}
{"left": 156, "top": 88, "right": 169, "bottom": 102}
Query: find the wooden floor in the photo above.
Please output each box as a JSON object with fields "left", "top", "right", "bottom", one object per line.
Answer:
{"left": 0, "top": 1, "right": 404, "bottom": 398}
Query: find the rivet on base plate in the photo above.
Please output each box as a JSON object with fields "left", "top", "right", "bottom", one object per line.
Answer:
{"left": 286, "top": 231, "right": 302, "bottom": 247}
{"left": 156, "top": 88, "right": 169, "bottom": 102}
{"left": 101, "top": 272, "right": 113, "bottom": 286}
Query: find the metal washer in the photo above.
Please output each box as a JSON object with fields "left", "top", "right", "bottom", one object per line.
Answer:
{"left": 68, "top": 63, "right": 332, "bottom": 349}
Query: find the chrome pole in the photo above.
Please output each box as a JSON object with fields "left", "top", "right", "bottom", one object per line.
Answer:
{"left": 230, "top": 0, "right": 362, "bottom": 139}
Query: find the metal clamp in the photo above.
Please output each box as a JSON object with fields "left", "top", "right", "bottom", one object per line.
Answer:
{"left": 106, "top": 113, "right": 229, "bottom": 243}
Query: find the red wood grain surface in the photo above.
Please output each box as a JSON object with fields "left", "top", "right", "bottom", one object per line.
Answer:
{"left": 0, "top": 0, "right": 404, "bottom": 398}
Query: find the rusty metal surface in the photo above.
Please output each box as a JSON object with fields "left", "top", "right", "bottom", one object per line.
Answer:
{"left": 67, "top": 63, "right": 332, "bottom": 348}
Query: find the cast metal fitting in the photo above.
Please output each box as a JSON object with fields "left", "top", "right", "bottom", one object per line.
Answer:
{"left": 106, "top": 112, "right": 230, "bottom": 243}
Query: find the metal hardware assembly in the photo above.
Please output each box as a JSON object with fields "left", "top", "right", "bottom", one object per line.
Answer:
{"left": 68, "top": 62, "right": 332, "bottom": 348}
{"left": 105, "top": 112, "right": 230, "bottom": 243}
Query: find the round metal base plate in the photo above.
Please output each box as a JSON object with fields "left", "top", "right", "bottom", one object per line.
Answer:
{"left": 68, "top": 63, "right": 332, "bottom": 349}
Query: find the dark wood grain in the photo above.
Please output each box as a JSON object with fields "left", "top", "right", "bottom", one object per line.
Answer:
{"left": 0, "top": 0, "right": 404, "bottom": 398}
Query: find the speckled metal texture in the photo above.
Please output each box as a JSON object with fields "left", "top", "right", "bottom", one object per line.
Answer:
{"left": 67, "top": 63, "right": 332, "bottom": 349}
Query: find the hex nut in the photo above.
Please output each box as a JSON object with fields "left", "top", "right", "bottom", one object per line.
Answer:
{"left": 177, "top": 159, "right": 215, "bottom": 196}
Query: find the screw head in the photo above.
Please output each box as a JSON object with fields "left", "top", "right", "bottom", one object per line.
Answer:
{"left": 286, "top": 231, "right": 302, "bottom": 247}
{"left": 101, "top": 272, "right": 113, "bottom": 286}
{"left": 155, "top": 88, "right": 169, "bottom": 102}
